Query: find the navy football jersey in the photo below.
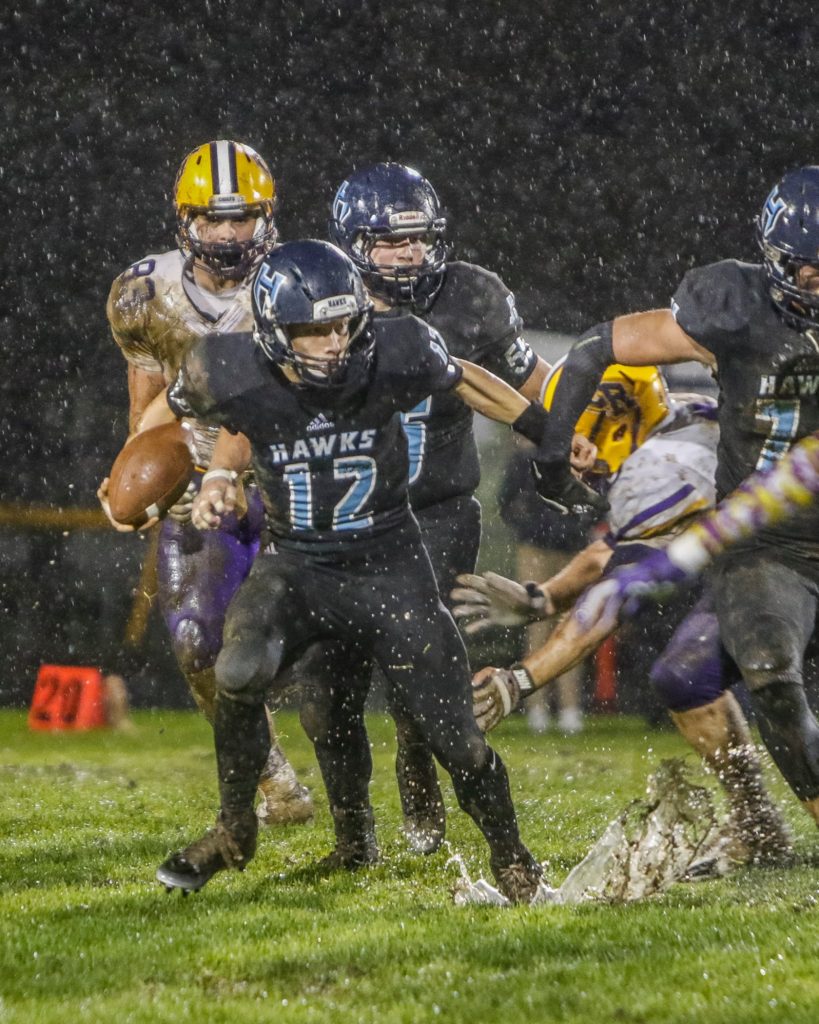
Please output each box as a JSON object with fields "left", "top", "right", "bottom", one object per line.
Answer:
{"left": 379, "top": 260, "right": 537, "bottom": 510}
{"left": 168, "top": 317, "right": 462, "bottom": 551}
{"left": 672, "top": 259, "right": 819, "bottom": 558}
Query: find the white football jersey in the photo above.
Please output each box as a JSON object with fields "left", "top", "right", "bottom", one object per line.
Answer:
{"left": 107, "top": 248, "right": 254, "bottom": 465}
{"left": 606, "top": 399, "right": 719, "bottom": 549}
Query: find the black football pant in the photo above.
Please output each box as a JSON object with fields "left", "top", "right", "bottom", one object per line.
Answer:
{"left": 711, "top": 545, "right": 819, "bottom": 801}
{"left": 390, "top": 495, "right": 482, "bottom": 791}
{"left": 297, "top": 496, "right": 482, "bottom": 813}
{"left": 212, "top": 516, "right": 527, "bottom": 861}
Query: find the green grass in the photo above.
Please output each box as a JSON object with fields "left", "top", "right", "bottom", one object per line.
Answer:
{"left": 1, "top": 710, "right": 818, "bottom": 1024}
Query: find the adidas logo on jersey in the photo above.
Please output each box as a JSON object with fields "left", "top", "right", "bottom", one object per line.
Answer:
{"left": 306, "top": 413, "right": 335, "bottom": 433}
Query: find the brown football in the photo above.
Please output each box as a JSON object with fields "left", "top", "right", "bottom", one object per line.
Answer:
{"left": 108, "top": 421, "right": 194, "bottom": 527}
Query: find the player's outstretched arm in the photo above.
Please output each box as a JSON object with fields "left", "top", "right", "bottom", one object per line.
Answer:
{"left": 452, "top": 539, "right": 612, "bottom": 634}
{"left": 533, "top": 312, "right": 711, "bottom": 513}
{"left": 453, "top": 359, "right": 601, "bottom": 475}
{"left": 454, "top": 358, "right": 538, "bottom": 427}
{"left": 191, "top": 429, "right": 251, "bottom": 530}
{"left": 669, "top": 430, "right": 819, "bottom": 569}
{"left": 471, "top": 605, "right": 618, "bottom": 732}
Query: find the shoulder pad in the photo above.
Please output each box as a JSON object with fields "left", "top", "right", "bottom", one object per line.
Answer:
{"left": 672, "top": 260, "right": 759, "bottom": 340}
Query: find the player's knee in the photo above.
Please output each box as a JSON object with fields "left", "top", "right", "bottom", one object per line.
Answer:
{"left": 171, "top": 616, "right": 220, "bottom": 675}
{"left": 215, "top": 632, "right": 284, "bottom": 699}
{"left": 751, "top": 680, "right": 819, "bottom": 800}
{"left": 299, "top": 698, "right": 334, "bottom": 746}
{"left": 734, "top": 635, "right": 801, "bottom": 691}
{"left": 394, "top": 713, "right": 426, "bottom": 750}
{"left": 433, "top": 728, "right": 489, "bottom": 776}
{"left": 650, "top": 653, "right": 724, "bottom": 712}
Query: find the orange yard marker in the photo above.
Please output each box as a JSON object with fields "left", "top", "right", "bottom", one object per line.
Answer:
{"left": 28, "top": 665, "right": 107, "bottom": 731}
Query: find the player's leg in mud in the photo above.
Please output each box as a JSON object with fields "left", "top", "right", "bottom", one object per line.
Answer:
{"left": 156, "top": 550, "right": 317, "bottom": 893}
{"left": 364, "top": 536, "right": 542, "bottom": 903}
{"left": 651, "top": 591, "right": 793, "bottom": 865}
{"left": 156, "top": 488, "right": 312, "bottom": 826}
{"left": 392, "top": 496, "right": 482, "bottom": 854}
{"left": 297, "top": 641, "right": 378, "bottom": 869}
{"left": 712, "top": 548, "right": 819, "bottom": 828}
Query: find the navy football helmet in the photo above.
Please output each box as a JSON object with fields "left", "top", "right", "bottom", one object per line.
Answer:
{"left": 328, "top": 162, "right": 448, "bottom": 311}
{"left": 757, "top": 166, "right": 819, "bottom": 329}
{"left": 252, "top": 240, "right": 374, "bottom": 390}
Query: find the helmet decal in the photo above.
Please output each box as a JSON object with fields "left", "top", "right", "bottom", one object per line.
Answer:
{"left": 756, "top": 166, "right": 819, "bottom": 329}
{"left": 251, "top": 240, "right": 375, "bottom": 394}
{"left": 760, "top": 187, "right": 787, "bottom": 238}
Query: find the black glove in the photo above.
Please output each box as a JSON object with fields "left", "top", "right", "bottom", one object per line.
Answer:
{"left": 531, "top": 459, "right": 610, "bottom": 516}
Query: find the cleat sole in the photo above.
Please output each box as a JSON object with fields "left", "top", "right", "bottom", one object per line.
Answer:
{"left": 156, "top": 864, "right": 209, "bottom": 893}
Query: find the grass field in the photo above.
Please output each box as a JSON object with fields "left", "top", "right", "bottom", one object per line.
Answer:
{"left": 1, "top": 709, "right": 818, "bottom": 1024}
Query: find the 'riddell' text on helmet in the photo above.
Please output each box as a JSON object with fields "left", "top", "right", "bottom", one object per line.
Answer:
{"left": 757, "top": 166, "right": 819, "bottom": 330}
{"left": 175, "top": 140, "right": 277, "bottom": 281}
{"left": 328, "top": 162, "right": 448, "bottom": 312}
{"left": 251, "top": 240, "right": 374, "bottom": 393}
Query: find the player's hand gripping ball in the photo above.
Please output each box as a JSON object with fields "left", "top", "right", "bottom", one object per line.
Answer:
{"left": 106, "top": 421, "right": 194, "bottom": 528}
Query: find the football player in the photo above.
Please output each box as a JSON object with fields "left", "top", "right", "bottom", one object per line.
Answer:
{"left": 99, "top": 141, "right": 312, "bottom": 825}
{"left": 532, "top": 165, "right": 819, "bottom": 829}
{"left": 326, "top": 162, "right": 604, "bottom": 852}
{"left": 453, "top": 363, "right": 792, "bottom": 863}
{"left": 154, "top": 239, "right": 549, "bottom": 902}
{"left": 571, "top": 430, "right": 819, "bottom": 628}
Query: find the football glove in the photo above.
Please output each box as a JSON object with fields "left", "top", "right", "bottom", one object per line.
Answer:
{"left": 531, "top": 458, "right": 610, "bottom": 516}
{"left": 471, "top": 664, "right": 536, "bottom": 733}
{"left": 574, "top": 548, "right": 693, "bottom": 634}
{"left": 451, "top": 572, "right": 554, "bottom": 635}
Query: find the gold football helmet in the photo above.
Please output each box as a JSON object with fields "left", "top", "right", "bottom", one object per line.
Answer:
{"left": 544, "top": 360, "right": 671, "bottom": 476}
{"left": 174, "top": 140, "right": 277, "bottom": 279}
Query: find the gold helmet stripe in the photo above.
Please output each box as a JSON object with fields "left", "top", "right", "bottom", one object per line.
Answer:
{"left": 210, "top": 139, "right": 239, "bottom": 196}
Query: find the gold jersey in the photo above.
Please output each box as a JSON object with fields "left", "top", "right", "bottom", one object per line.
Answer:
{"left": 107, "top": 248, "right": 254, "bottom": 465}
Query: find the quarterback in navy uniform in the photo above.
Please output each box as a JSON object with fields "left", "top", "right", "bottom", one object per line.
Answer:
{"left": 533, "top": 166, "right": 819, "bottom": 829}
{"left": 326, "top": 163, "right": 556, "bottom": 852}
{"left": 154, "top": 240, "right": 548, "bottom": 901}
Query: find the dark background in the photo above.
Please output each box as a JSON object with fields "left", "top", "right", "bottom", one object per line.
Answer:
{"left": 1, "top": 0, "right": 816, "bottom": 704}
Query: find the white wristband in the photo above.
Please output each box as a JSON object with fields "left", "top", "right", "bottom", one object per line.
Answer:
{"left": 510, "top": 664, "right": 535, "bottom": 697}
{"left": 201, "top": 468, "right": 238, "bottom": 486}
{"left": 666, "top": 531, "right": 710, "bottom": 574}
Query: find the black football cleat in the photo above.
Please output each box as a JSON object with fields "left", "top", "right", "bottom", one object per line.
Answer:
{"left": 156, "top": 811, "right": 258, "bottom": 894}
{"left": 318, "top": 805, "right": 379, "bottom": 871}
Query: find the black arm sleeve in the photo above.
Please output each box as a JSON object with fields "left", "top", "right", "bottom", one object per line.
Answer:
{"left": 536, "top": 321, "right": 615, "bottom": 462}
{"left": 511, "top": 402, "right": 549, "bottom": 445}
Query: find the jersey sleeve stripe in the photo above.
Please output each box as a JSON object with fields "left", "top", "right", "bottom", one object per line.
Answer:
{"left": 611, "top": 483, "right": 696, "bottom": 541}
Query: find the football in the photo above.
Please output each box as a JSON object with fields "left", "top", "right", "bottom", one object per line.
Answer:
{"left": 108, "top": 421, "right": 195, "bottom": 527}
